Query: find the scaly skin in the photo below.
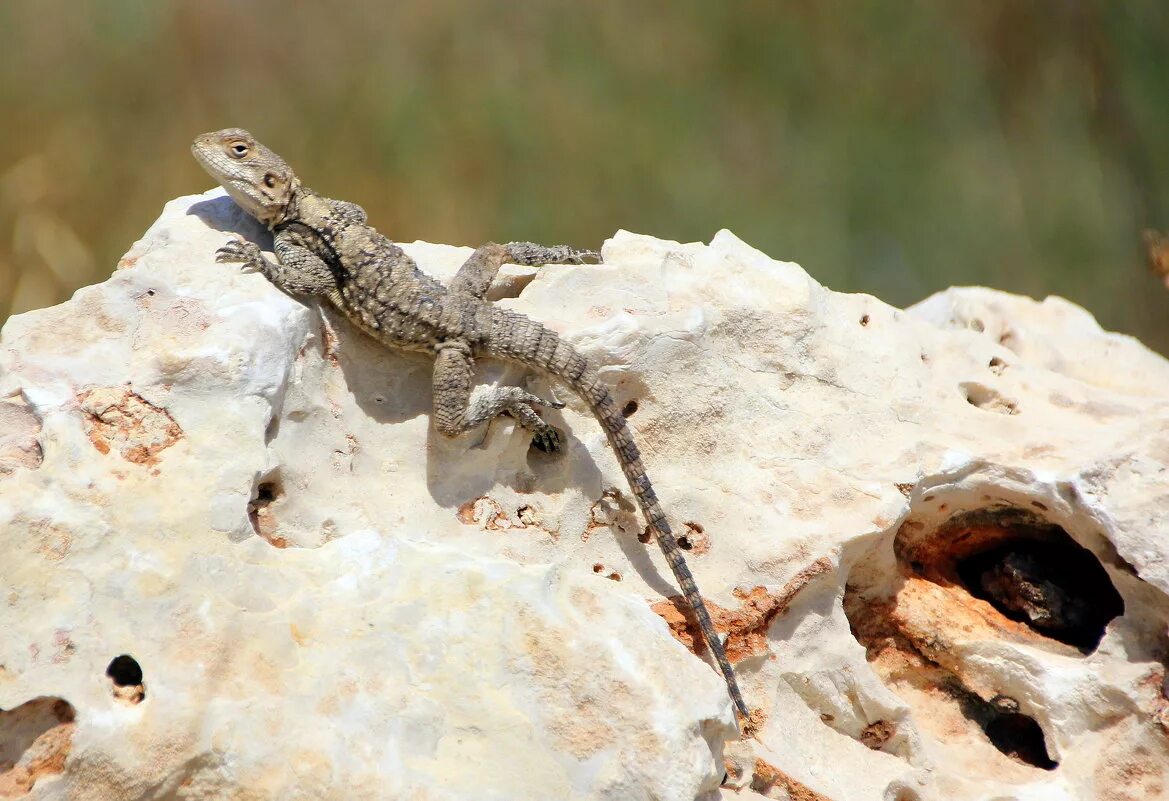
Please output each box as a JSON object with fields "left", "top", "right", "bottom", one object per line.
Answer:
{"left": 192, "top": 128, "right": 749, "bottom": 722}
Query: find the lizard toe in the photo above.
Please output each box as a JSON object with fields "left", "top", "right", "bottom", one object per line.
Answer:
{"left": 529, "top": 426, "right": 564, "bottom": 454}
{"left": 215, "top": 240, "right": 256, "bottom": 263}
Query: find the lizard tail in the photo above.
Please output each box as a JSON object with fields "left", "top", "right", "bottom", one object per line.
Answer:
{"left": 491, "top": 314, "right": 750, "bottom": 720}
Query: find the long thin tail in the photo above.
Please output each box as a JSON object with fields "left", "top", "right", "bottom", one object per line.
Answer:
{"left": 492, "top": 313, "right": 749, "bottom": 719}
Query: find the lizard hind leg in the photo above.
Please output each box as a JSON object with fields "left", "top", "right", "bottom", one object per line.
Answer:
{"left": 449, "top": 242, "right": 601, "bottom": 301}
{"left": 432, "top": 343, "right": 565, "bottom": 453}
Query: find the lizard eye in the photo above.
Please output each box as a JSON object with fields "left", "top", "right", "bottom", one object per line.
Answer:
{"left": 229, "top": 142, "right": 249, "bottom": 158}
{"left": 263, "top": 173, "right": 277, "bottom": 188}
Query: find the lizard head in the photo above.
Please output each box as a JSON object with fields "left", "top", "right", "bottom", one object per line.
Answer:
{"left": 192, "top": 129, "right": 299, "bottom": 226}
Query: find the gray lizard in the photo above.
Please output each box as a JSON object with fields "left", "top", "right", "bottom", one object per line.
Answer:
{"left": 192, "top": 128, "right": 749, "bottom": 721}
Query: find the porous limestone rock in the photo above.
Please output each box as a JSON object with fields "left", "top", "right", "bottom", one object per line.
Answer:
{"left": 2, "top": 189, "right": 1168, "bottom": 801}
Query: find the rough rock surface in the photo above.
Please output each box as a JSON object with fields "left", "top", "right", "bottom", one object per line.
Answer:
{"left": 2, "top": 189, "right": 1168, "bottom": 800}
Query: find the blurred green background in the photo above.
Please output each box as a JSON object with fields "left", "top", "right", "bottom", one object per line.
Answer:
{"left": 1, "top": 1, "right": 1167, "bottom": 349}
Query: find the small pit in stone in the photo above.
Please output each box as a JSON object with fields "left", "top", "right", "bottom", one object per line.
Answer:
{"left": 622, "top": 399, "right": 639, "bottom": 418}
{"left": 945, "top": 684, "right": 1059, "bottom": 769}
{"left": 591, "top": 562, "right": 622, "bottom": 582}
{"left": 106, "top": 655, "right": 145, "bottom": 704}
{"left": 985, "top": 712, "right": 1058, "bottom": 770}
{"left": 106, "top": 654, "right": 142, "bottom": 686}
{"left": 960, "top": 382, "right": 1019, "bottom": 415}
{"left": 249, "top": 478, "right": 286, "bottom": 547}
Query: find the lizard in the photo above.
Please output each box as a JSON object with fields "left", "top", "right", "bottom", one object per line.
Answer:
{"left": 192, "top": 128, "right": 750, "bottom": 722}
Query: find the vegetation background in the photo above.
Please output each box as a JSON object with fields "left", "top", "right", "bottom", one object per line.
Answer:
{"left": 1, "top": 2, "right": 1167, "bottom": 350}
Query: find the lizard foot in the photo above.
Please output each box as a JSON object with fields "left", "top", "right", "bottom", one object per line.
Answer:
{"left": 529, "top": 425, "right": 564, "bottom": 454}
{"left": 503, "top": 399, "right": 564, "bottom": 454}
{"left": 215, "top": 238, "right": 266, "bottom": 272}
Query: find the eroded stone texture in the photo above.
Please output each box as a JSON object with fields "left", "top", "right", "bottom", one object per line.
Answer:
{"left": 0, "top": 400, "right": 42, "bottom": 476}
{"left": 0, "top": 698, "right": 75, "bottom": 798}
{"left": 76, "top": 387, "right": 183, "bottom": 465}
{"left": 1, "top": 189, "right": 1168, "bottom": 800}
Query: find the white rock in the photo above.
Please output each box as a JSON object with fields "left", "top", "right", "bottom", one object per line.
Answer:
{"left": 1, "top": 189, "right": 1167, "bottom": 800}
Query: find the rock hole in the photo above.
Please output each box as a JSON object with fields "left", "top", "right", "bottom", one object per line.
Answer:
{"left": 590, "top": 562, "right": 622, "bottom": 581}
{"left": 900, "top": 507, "right": 1124, "bottom": 653}
{"left": 146, "top": 289, "right": 155, "bottom": 296}
{"left": 955, "top": 538, "right": 1123, "bottom": 652}
{"left": 106, "top": 654, "right": 142, "bottom": 686}
{"left": 988, "top": 356, "right": 1007, "bottom": 374}
{"left": 942, "top": 688, "right": 1052, "bottom": 767}
{"left": 106, "top": 655, "right": 145, "bottom": 704}
{"left": 969, "top": 318, "right": 985, "bottom": 333}
{"left": 638, "top": 525, "right": 652, "bottom": 544}
{"left": 621, "top": 399, "right": 639, "bottom": 418}
{"left": 249, "top": 477, "right": 286, "bottom": 547}
{"left": 960, "top": 382, "right": 1019, "bottom": 415}
{"left": 984, "top": 712, "right": 1058, "bottom": 770}
{"left": 255, "top": 481, "right": 279, "bottom": 505}
{"left": 847, "top": 504, "right": 1084, "bottom": 780}
{"left": 678, "top": 521, "right": 711, "bottom": 554}
{"left": 860, "top": 314, "right": 870, "bottom": 327}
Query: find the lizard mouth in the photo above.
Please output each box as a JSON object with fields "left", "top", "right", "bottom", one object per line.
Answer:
{"left": 190, "top": 140, "right": 221, "bottom": 181}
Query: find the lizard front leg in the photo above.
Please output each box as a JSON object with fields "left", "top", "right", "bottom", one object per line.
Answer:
{"left": 432, "top": 341, "right": 564, "bottom": 452}
{"left": 449, "top": 242, "right": 600, "bottom": 300}
{"left": 216, "top": 231, "right": 336, "bottom": 296}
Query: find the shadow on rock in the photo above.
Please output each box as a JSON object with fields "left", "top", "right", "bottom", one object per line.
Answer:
{"left": 186, "top": 194, "right": 272, "bottom": 246}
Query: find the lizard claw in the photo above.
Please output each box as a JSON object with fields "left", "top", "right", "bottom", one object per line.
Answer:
{"left": 572, "top": 249, "right": 602, "bottom": 264}
{"left": 215, "top": 238, "right": 263, "bottom": 269}
{"left": 530, "top": 426, "right": 563, "bottom": 454}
